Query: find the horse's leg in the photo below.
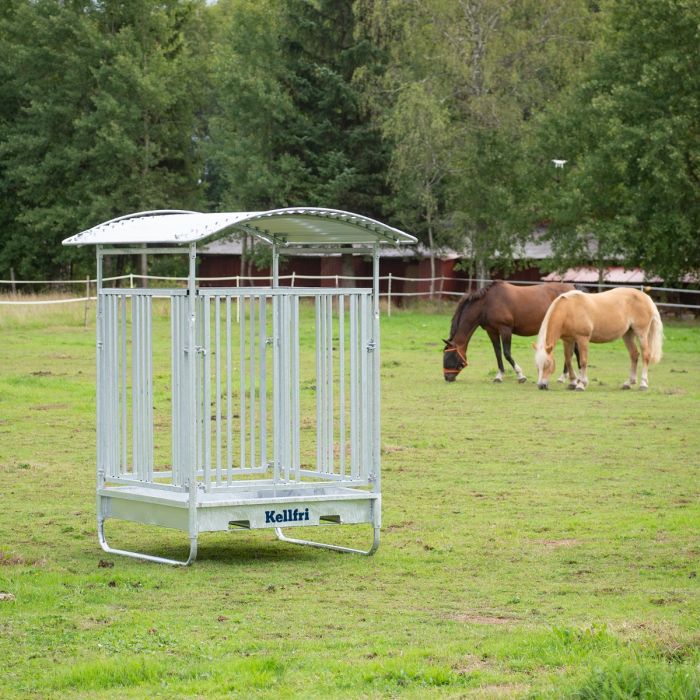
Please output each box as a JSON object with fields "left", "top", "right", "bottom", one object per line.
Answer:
{"left": 486, "top": 327, "right": 506, "bottom": 382}
{"left": 500, "top": 328, "right": 526, "bottom": 383}
{"left": 621, "top": 329, "right": 640, "bottom": 389}
{"left": 574, "top": 338, "right": 589, "bottom": 391}
{"left": 559, "top": 341, "right": 580, "bottom": 384}
{"left": 562, "top": 340, "right": 578, "bottom": 389}
{"left": 636, "top": 325, "right": 652, "bottom": 390}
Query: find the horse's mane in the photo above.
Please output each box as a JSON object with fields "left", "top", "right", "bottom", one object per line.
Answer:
{"left": 535, "top": 290, "right": 584, "bottom": 355}
{"left": 449, "top": 281, "right": 501, "bottom": 340}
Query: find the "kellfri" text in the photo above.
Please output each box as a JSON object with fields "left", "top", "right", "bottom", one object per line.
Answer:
{"left": 265, "top": 508, "right": 310, "bottom": 524}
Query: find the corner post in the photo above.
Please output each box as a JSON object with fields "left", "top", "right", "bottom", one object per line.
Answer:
{"left": 186, "top": 242, "right": 199, "bottom": 560}
{"left": 95, "top": 246, "right": 107, "bottom": 547}
{"left": 372, "top": 243, "right": 381, "bottom": 508}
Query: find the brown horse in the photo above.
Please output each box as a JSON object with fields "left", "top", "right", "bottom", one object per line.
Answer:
{"left": 443, "top": 281, "right": 578, "bottom": 383}
{"left": 534, "top": 287, "right": 663, "bottom": 391}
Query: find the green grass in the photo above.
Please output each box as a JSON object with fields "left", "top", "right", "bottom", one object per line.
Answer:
{"left": 1, "top": 299, "right": 699, "bottom": 698}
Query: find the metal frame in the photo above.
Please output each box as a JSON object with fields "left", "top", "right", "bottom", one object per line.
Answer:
{"left": 93, "top": 241, "right": 384, "bottom": 565}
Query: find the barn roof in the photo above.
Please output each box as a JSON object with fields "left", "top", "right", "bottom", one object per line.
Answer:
{"left": 62, "top": 208, "right": 417, "bottom": 248}
{"left": 542, "top": 266, "right": 663, "bottom": 284}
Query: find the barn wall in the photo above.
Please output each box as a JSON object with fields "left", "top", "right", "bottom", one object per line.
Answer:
{"left": 198, "top": 254, "right": 551, "bottom": 297}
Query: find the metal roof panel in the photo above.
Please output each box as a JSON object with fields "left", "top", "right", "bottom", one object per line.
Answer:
{"left": 62, "top": 208, "right": 417, "bottom": 247}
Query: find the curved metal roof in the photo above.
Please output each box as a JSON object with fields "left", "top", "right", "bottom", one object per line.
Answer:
{"left": 62, "top": 208, "right": 417, "bottom": 247}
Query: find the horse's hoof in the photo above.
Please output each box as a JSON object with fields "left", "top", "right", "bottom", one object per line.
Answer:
{"left": 567, "top": 383, "right": 577, "bottom": 391}
{"left": 639, "top": 384, "right": 649, "bottom": 391}
{"left": 575, "top": 384, "right": 586, "bottom": 392}
{"left": 493, "top": 376, "right": 503, "bottom": 383}
{"left": 518, "top": 376, "right": 527, "bottom": 384}
{"left": 621, "top": 383, "right": 631, "bottom": 390}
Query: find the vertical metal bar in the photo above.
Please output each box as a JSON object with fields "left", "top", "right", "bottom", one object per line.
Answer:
{"left": 171, "top": 296, "right": 179, "bottom": 486}
{"left": 179, "top": 295, "right": 186, "bottom": 486}
{"left": 226, "top": 296, "right": 233, "bottom": 485}
{"left": 141, "top": 294, "right": 148, "bottom": 481}
{"left": 186, "top": 244, "right": 198, "bottom": 545}
{"left": 338, "top": 293, "right": 346, "bottom": 480}
{"left": 259, "top": 294, "right": 267, "bottom": 472}
{"left": 372, "top": 245, "right": 381, "bottom": 492}
{"left": 131, "top": 295, "right": 140, "bottom": 479}
{"left": 115, "top": 296, "right": 122, "bottom": 476}
{"left": 315, "top": 295, "right": 322, "bottom": 474}
{"left": 249, "top": 294, "right": 256, "bottom": 470}
{"left": 105, "top": 295, "right": 114, "bottom": 477}
{"left": 102, "top": 294, "right": 111, "bottom": 477}
{"left": 326, "top": 294, "right": 334, "bottom": 475}
{"left": 388, "top": 272, "right": 392, "bottom": 317}
{"left": 203, "top": 295, "right": 212, "bottom": 488}
{"left": 272, "top": 245, "right": 279, "bottom": 287}
{"left": 120, "top": 295, "right": 127, "bottom": 475}
{"left": 280, "top": 295, "right": 287, "bottom": 481}
{"left": 349, "top": 294, "right": 358, "bottom": 480}
{"left": 239, "top": 294, "right": 247, "bottom": 470}
{"left": 236, "top": 276, "right": 240, "bottom": 323}
{"left": 138, "top": 295, "right": 146, "bottom": 481}
{"left": 271, "top": 294, "right": 278, "bottom": 482}
{"left": 292, "top": 295, "right": 300, "bottom": 481}
{"left": 195, "top": 296, "right": 203, "bottom": 479}
{"left": 96, "top": 247, "right": 104, "bottom": 489}
{"left": 215, "top": 296, "right": 222, "bottom": 486}
{"left": 283, "top": 295, "right": 292, "bottom": 481}
{"left": 362, "top": 293, "right": 372, "bottom": 482}
{"left": 145, "top": 295, "right": 153, "bottom": 482}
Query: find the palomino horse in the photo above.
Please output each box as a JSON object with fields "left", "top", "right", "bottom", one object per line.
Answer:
{"left": 443, "top": 281, "right": 578, "bottom": 383}
{"left": 534, "top": 287, "right": 663, "bottom": 391}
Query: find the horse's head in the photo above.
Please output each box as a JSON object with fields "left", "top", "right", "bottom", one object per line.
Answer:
{"left": 443, "top": 339, "right": 467, "bottom": 382}
{"left": 534, "top": 342, "right": 555, "bottom": 390}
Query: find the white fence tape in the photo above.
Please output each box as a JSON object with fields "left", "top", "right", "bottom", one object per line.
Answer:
{"left": 1, "top": 274, "right": 698, "bottom": 311}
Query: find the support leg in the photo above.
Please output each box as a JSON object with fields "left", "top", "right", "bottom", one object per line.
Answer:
{"left": 98, "top": 517, "right": 198, "bottom": 566}
{"left": 275, "top": 525, "right": 380, "bottom": 556}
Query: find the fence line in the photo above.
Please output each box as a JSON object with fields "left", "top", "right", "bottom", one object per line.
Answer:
{"left": 1, "top": 273, "right": 698, "bottom": 313}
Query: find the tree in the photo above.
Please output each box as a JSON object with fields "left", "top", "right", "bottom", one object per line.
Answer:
{"left": 207, "top": 0, "right": 391, "bottom": 278}
{"left": 363, "top": 0, "right": 595, "bottom": 283}
{"left": 0, "top": 0, "right": 211, "bottom": 281}
{"left": 381, "top": 82, "right": 452, "bottom": 296}
{"left": 207, "top": 0, "right": 390, "bottom": 212}
{"left": 538, "top": 0, "right": 700, "bottom": 282}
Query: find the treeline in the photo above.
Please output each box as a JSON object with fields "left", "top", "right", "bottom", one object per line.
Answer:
{"left": 1, "top": 0, "right": 698, "bottom": 283}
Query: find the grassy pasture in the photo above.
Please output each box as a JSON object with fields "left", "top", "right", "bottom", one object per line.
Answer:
{"left": 0, "top": 296, "right": 698, "bottom": 699}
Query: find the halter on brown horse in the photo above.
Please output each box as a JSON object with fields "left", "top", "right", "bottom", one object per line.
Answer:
{"left": 534, "top": 287, "right": 663, "bottom": 391}
{"left": 443, "top": 281, "right": 579, "bottom": 383}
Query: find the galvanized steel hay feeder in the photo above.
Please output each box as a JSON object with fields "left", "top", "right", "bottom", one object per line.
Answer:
{"left": 64, "top": 208, "right": 416, "bottom": 565}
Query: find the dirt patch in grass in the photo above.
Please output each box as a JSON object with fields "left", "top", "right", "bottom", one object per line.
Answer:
{"left": 384, "top": 520, "right": 415, "bottom": 532}
{"left": 0, "top": 551, "right": 46, "bottom": 567}
{"left": 453, "top": 655, "right": 492, "bottom": 674}
{"left": 538, "top": 538, "right": 580, "bottom": 549}
{"left": 451, "top": 613, "right": 519, "bottom": 625}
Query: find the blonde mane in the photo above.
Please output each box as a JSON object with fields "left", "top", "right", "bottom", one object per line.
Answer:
{"left": 535, "top": 290, "right": 584, "bottom": 366}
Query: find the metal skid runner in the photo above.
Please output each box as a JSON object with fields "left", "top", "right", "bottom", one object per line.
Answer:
{"left": 64, "top": 209, "right": 415, "bottom": 564}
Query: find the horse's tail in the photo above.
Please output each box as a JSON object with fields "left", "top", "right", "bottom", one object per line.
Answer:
{"left": 648, "top": 304, "right": 663, "bottom": 364}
